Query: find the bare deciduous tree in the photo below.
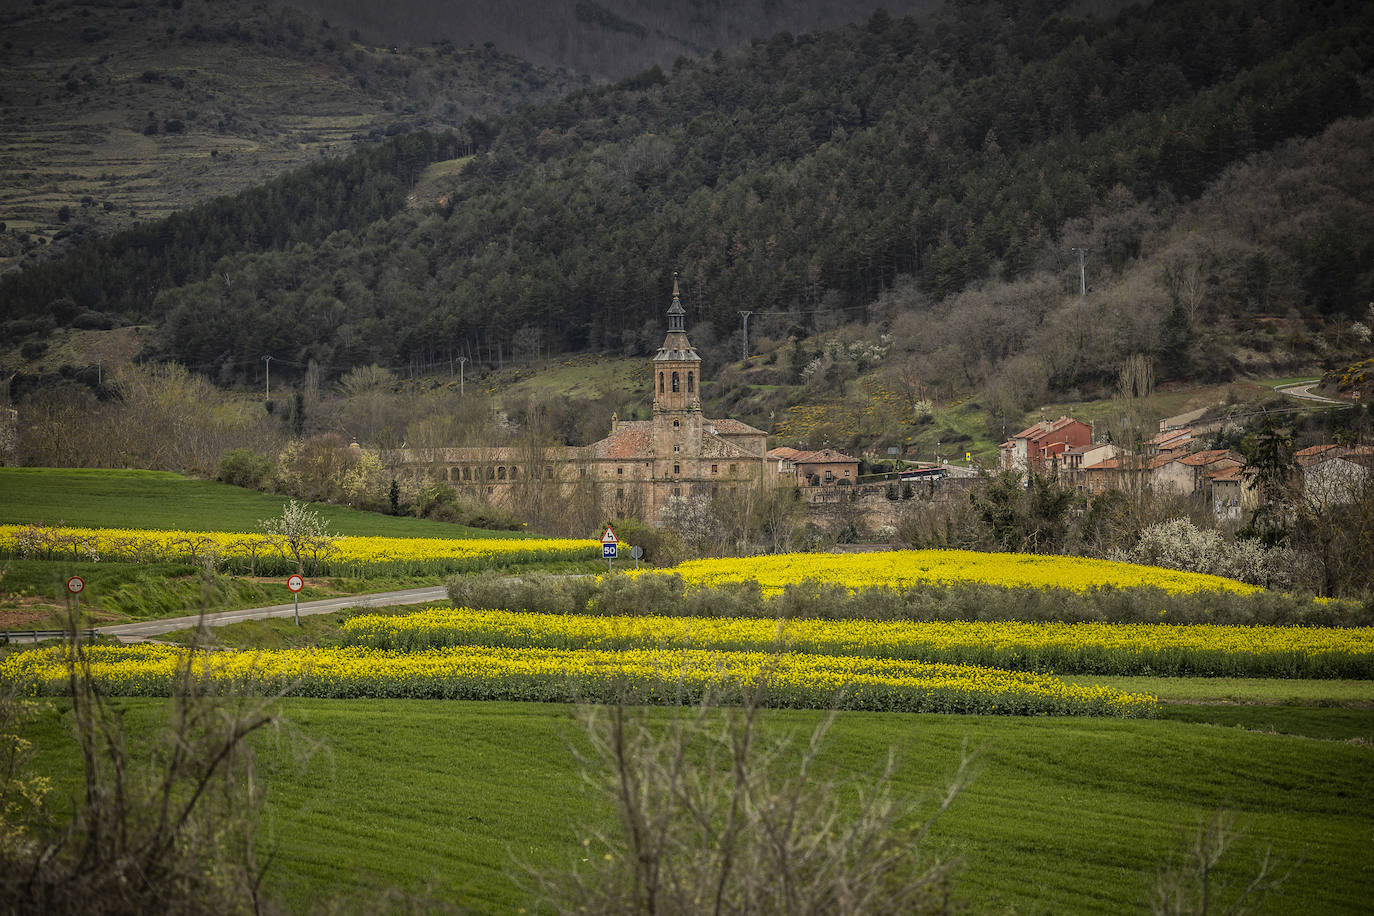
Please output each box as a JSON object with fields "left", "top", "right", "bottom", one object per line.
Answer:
{"left": 532, "top": 683, "right": 975, "bottom": 915}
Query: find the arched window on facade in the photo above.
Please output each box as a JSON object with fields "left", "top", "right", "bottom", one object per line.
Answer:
{"left": 687, "top": 371, "right": 694, "bottom": 393}
{"left": 671, "top": 371, "right": 680, "bottom": 393}
{"left": 497, "top": 466, "right": 507, "bottom": 480}
{"left": 659, "top": 372, "right": 664, "bottom": 393}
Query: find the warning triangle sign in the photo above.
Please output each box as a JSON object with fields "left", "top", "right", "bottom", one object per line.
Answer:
{"left": 600, "top": 526, "right": 618, "bottom": 544}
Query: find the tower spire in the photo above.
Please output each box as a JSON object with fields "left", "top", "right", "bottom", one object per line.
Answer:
{"left": 667, "top": 269, "right": 686, "bottom": 333}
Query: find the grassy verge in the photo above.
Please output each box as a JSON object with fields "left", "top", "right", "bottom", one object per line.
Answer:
{"left": 21, "top": 699, "right": 1374, "bottom": 914}
{"left": 158, "top": 603, "right": 431, "bottom": 649}
{"left": 0, "top": 561, "right": 443, "bottom": 630}
{"left": 0, "top": 467, "right": 523, "bottom": 538}
{"left": 1064, "top": 675, "right": 1374, "bottom": 705}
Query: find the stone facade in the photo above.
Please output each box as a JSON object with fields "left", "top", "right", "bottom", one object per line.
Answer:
{"left": 377, "top": 278, "right": 773, "bottom": 526}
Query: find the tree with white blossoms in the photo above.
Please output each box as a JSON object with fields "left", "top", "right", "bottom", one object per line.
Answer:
{"left": 1109, "top": 518, "right": 1294, "bottom": 590}
{"left": 259, "top": 499, "right": 337, "bottom": 575}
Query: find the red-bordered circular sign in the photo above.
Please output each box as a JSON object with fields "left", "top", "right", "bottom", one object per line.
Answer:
{"left": 66, "top": 575, "right": 85, "bottom": 594}
{"left": 287, "top": 574, "right": 304, "bottom": 593}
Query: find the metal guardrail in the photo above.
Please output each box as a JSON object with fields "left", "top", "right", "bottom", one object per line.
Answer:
{"left": 1, "top": 629, "right": 99, "bottom": 644}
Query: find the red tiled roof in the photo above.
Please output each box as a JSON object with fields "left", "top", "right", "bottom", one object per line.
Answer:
{"left": 767, "top": 446, "right": 807, "bottom": 460}
{"left": 588, "top": 423, "right": 653, "bottom": 460}
{"left": 1010, "top": 416, "right": 1089, "bottom": 442}
{"left": 1149, "top": 428, "right": 1192, "bottom": 445}
{"left": 1180, "top": 449, "right": 1238, "bottom": 467}
{"left": 711, "top": 418, "right": 766, "bottom": 436}
{"left": 790, "top": 448, "right": 858, "bottom": 464}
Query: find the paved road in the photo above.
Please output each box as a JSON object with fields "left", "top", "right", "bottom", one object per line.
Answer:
{"left": 97, "top": 585, "right": 449, "bottom": 643}
{"left": 1274, "top": 380, "right": 1346, "bottom": 405}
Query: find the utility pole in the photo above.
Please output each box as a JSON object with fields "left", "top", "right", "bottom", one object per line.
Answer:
{"left": 457, "top": 356, "right": 467, "bottom": 397}
{"left": 738, "top": 310, "right": 753, "bottom": 362}
{"left": 262, "top": 355, "right": 273, "bottom": 401}
{"left": 1071, "top": 247, "right": 1089, "bottom": 297}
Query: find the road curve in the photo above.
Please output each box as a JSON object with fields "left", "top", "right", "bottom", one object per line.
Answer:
{"left": 1274, "top": 380, "right": 1346, "bottom": 405}
{"left": 97, "top": 585, "right": 450, "bottom": 643}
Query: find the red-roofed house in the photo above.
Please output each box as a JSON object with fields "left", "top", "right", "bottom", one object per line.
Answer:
{"left": 769, "top": 447, "right": 860, "bottom": 486}
{"left": 999, "top": 416, "right": 1093, "bottom": 476}
{"left": 1297, "top": 444, "right": 1374, "bottom": 507}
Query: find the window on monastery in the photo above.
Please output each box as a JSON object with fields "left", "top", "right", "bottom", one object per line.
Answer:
{"left": 544, "top": 466, "right": 553, "bottom": 479}
{"left": 510, "top": 466, "right": 519, "bottom": 479}
{"left": 487, "top": 467, "right": 495, "bottom": 480}
{"left": 672, "top": 419, "right": 680, "bottom": 429}
{"left": 844, "top": 469, "right": 850, "bottom": 476}
{"left": 673, "top": 445, "right": 680, "bottom": 453}
{"left": 729, "top": 463, "right": 737, "bottom": 473}
{"left": 711, "top": 464, "right": 718, "bottom": 474}
{"left": 659, "top": 372, "right": 664, "bottom": 393}
{"left": 673, "top": 464, "right": 680, "bottom": 475}
{"left": 463, "top": 467, "right": 471, "bottom": 481}
{"left": 671, "top": 372, "right": 680, "bottom": 393}
{"left": 825, "top": 470, "right": 834, "bottom": 482}
{"left": 673, "top": 486, "right": 681, "bottom": 498}
{"left": 688, "top": 371, "right": 694, "bottom": 392}
{"left": 497, "top": 467, "right": 506, "bottom": 480}
{"left": 617, "top": 466, "right": 623, "bottom": 475}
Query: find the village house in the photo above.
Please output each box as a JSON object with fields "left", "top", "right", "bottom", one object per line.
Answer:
{"left": 768, "top": 446, "right": 861, "bottom": 487}
{"left": 999, "top": 416, "right": 1093, "bottom": 476}
{"left": 1146, "top": 427, "right": 1195, "bottom": 458}
{"left": 1296, "top": 444, "right": 1374, "bottom": 507}
{"left": 1060, "top": 442, "right": 1120, "bottom": 491}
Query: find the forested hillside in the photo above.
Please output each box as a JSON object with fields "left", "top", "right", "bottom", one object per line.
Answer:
{"left": 289, "top": 0, "right": 943, "bottom": 80}
{"left": 4, "top": 0, "right": 1372, "bottom": 407}
{"left": 0, "top": 0, "right": 578, "bottom": 258}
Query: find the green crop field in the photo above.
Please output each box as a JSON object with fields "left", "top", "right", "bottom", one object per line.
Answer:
{"left": 0, "top": 467, "right": 520, "bottom": 538}
{"left": 19, "top": 697, "right": 1374, "bottom": 914}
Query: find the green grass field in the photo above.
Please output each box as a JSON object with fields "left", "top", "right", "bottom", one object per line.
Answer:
{"left": 0, "top": 467, "right": 520, "bottom": 538}
{"left": 21, "top": 698, "right": 1374, "bottom": 914}
{"left": 0, "top": 468, "right": 540, "bottom": 628}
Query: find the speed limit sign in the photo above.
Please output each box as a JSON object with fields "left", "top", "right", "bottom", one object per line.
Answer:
{"left": 286, "top": 574, "right": 304, "bottom": 626}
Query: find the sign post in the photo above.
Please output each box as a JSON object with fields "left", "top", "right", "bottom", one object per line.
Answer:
{"left": 600, "top": 525, "right": 618, "bottom": 572}
{"left": 630, "top": 545, "right": 644, "bottom": 569}
{"left": 287, "top": 574, "right": 304, "bottom": 626}
{"left": 66, "top": 576, "right": 85, "bottom": 624}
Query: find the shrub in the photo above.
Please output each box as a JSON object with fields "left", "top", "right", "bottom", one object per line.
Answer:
{"left": 217, "top": 448, "right": 274, "bottom": 490}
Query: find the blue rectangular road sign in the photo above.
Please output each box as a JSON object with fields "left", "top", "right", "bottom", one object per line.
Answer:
{"left": 603, "top": 544, "right": 618, "bottom": 559}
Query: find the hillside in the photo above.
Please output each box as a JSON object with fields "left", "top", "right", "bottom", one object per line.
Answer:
{"left": 3, "top": 0, "right": 1373, "bottom": 430}
{"left": 289, "top": 0, "right": 945, "bottom": 81}
{"left": 0, "top": 0, "right": 579, "bottom": 265}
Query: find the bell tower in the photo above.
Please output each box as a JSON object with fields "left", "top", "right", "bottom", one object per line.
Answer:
{"left": 651, "top": 273, "right": 703, "bottom": 491}
{"left": 652, "top": 273, "right": 702, "bottom": 414}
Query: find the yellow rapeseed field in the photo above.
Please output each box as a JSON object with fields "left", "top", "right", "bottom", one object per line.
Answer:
{"left": 654, "top": 549, "right": 1259, "bottom": 595}
{"left": 0, "top": 523, "right": 597, "bottom": 574}
{"left": 344, "top": 608, "right": 1373, "bottom": 678}
{"left": 0, "top": 643, "right": 1156, "bottom": 716}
